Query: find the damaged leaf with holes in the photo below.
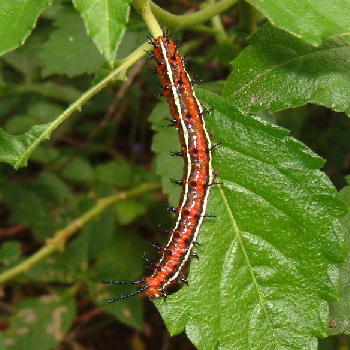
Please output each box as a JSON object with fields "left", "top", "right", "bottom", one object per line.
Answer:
{"left": 0, "top": 291, "right": 75, "bottom": 350}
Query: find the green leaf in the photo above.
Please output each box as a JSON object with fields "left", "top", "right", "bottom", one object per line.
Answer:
{"left": 41, "top": 9, "right": 104, "bottom": 77}
{"left": 2, "top": 30, "right": 44, "bottom": 82}
{"left": 0, "top": 174, "right": 76, "bottom": 240}
{"left": 329, "top": 185, "right": 350, "bottom": 335}
{"left": 247, "top": 0, "right": 350, "bottom": 45}
{"left": 94, "top": 160, "right": 134, "bottom": 187}
{"left": 5, "top": 101, "right": 63, "bottom": 134}
{"left": 27, "top": 229, "right": 90, "bottom": 283}
{"left": 223, "top": 25, "right": 350, "bottom": 116}
{"left": 0, "top": 242, "right": 21, "bottom": 267}
{"left": 62, "top": 157, "right": 95, "bottom": 183}
{"left": 72, "top": 0, "right": 131, "bottom": 66}
{"left": 86, "top": 208, "right": 115, "bottom": 259}
{"left": 0, "top": 290, "right": 75, "bottom": 350}
{"left": 17, "top": 82, "right": 81, "bottom": 103}
{"left": 0, "top": 122, "right": 53, "bottom": 169}
{"left": 114, "top": 199, "right": 147, "bottom": 225}
{"left": 90, "top": 232, "right": 145, "bottom": 329}
{"left": 0, "top": 0, "right": 52, "bottom": 56}
{"left": 150, "top": 89, "right": 346, "bottom": 350}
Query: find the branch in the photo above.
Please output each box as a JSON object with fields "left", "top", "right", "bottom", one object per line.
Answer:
{"left": 0, "top": 183, "right": 160, "bottom": 284}
{"left": 132, "top": 0, "right": 239, "bottom": 31}
{"left": 14, "top": 41, "right": 152, "bottom": 169}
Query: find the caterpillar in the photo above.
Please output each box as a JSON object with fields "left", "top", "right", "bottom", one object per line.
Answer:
{"left": 103, "top": 35, "right": 214, "bottom": 301}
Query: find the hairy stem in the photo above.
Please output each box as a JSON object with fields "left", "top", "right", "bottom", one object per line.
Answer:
{"left": 0, "top": 183, "right": 160, "bottom": 284}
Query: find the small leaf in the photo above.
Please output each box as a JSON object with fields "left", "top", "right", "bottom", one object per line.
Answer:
{"left": 72, "top": 0, "right": 131, "bottom": 66}
{"left": 247, "top": 0, "right": 350, "bottom": 45}
{"left": 0, "top": 291, "right": 75, "bottom": 350}
{"left": 0, "top": 122, "right": 53, "bottom": 169}
{"left": 41, "top": 9, "right": 104, "bottom": 77}
{"left": 0, "top": 0, "right": 52, "bottom": 56}
{"left": 223, "top": 25, "right": 350, "bottom": 116}
{"left": 329, "top": 185, "right": 350, "bottom": 335}
{"left": 150, "top": 89, "right": 346, "bottom": 350}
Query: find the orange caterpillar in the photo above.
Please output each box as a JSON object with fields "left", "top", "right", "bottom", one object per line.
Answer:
{"left": 103, "top": 35, "right": 213, "bottom": 301}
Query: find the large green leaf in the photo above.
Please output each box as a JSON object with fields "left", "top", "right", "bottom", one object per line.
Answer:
{"left": 149, "top": 89, "right": 346, "bottom": 350}
{"left": 247, "top": 0, "right": 350, "bottom": 45}
{"left": 72, "top": 0, "right": 131, "bottom": 66}
{"left": 0, "top": 290, "right": 75, "bottom": 350}
{"left": 0, "top": 0, "right": 52, "bottom": 56}
{"left": 329, "top": 185, "right": 350, "bottom": 335}
{"left": 41, "top": 9, "right": 104, "bottom": 77}
{"left": 223, "top": 25, "right": 350, "bottom": 116}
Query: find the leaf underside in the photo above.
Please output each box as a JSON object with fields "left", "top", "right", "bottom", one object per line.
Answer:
{"left": 149, "top": 89, "right": 346, "bottom": 350}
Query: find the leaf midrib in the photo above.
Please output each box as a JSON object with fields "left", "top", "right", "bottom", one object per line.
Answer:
{"left": 228, "top": 45, "right": 350, "bottom": 98}
{"left": 218, "top": 184, "right": 281, "bottom": 348}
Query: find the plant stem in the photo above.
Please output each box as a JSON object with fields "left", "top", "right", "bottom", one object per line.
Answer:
{"left": 133, "top": 0, "right": 162, "bottom": 38}
{"left": 14, "top": 41, "right": 152, "bottom": 169}
{"left": 132, "top": 0, "right": 238, "bottom": 30}
{"left": 208, "top": 0, "right": 229, "bottom": 42}
{"left": 0, "top": 183, "right": 160, "bottom": 284}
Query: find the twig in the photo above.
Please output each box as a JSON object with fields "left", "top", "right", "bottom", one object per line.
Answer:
{"left": 0, "top": 224, "right": 28, "bottom": 238}
{"left": 0, "top": 183, "right": 160, "bottom": 284}
{"left": 132, "top": 0, "right": 239, "bottom": 31}
{"left": 56, "top": 60, "right": 145, "bottom": 172}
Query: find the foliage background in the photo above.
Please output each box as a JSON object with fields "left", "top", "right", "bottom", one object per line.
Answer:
{"left": 0, "top": 0, "right": 349, "bottom": 349}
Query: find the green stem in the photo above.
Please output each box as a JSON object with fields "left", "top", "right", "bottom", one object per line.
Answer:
{"left": 238, "top": 0, "right": 258, "bottom": 34}
{"left": 0, "top": 183, "right": 160, "bottom": 284}
{"left": 133, "top": 0, "right": 162, "bottom": 37}
{"left": 14, "top": 42, "right": 152, "bottom": 169}
{"left": 208, "top": 0, "right": 229, "bottom": 42}
{"left": 132, "top": 0, "right": 238, "bottom": 30}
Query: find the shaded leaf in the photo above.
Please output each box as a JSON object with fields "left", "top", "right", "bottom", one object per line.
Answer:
{"left": 0, "top": 290, "right": 75, "bottom": 350}
{"left": 0, "top": 174, "right": 76, "bottom": 240}
{"left": 223, "top": 25, "right": 350, "bottom": 115}
{"left": 2, "top": 29, "right": 46, "bottom": 82}
{"left": 0, "top": 242, "right": 21, "bottom": 267}
{"left": 0, "top": 0, "right": 52, "bottom": 56}
{"left": 90, "top": 232, "right": 145, "bottom": 329}
{"left": 72, "top": 0, "right": 131, "bottom": 66}
{"left": 95, "top": 160, "right": 134, "bottom": 187}
{"left": 17, "top": 82, "right": 81, "bottom": 103}
{"left": 62, "top": 157, "right": 95, "bottom": 183}
{"left": 114, "top": 199, "right": 147, "bottom": 225}
{"left": 247, "top": 0, "right": 350, "bottom": 45}
{"left": 41, "top": 9, "right": 104, "bottom": 77}
{"left": 149, "top": 89, "right": 346, "bottom": 350}
{"left": 5, "top": 101, "right": 63, "bottom": 135}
